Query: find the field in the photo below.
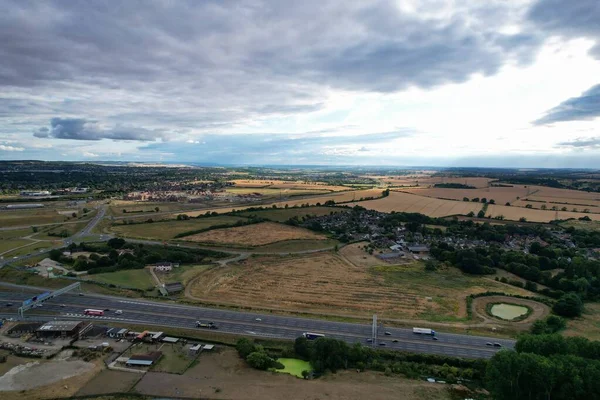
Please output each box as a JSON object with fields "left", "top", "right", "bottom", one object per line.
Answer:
{"left": 0, "top": 228, "right": 33, "bottom": 240}
{"left": 238, "top": 206, "right": 349, "bottom": 222}
{"left": 86, "top": 269, "right": 156, "bottom": 290}
{"left": 560, "top": 219, "right": 600, "bottom": 231}
{"left": 121, "top": 342, "right": 196, "bottom": 374}
{"left": 31, "top": 221, "right": 89, "bottom": 240}
{"left": 229, "top": 179, "right": 350, "bottom": 191}
{"left": 564, "top": 303, "right": 600, "bottom": 341}
{"left": 75, "top": 370, "right": 141, "bottom": 396}
{"left": 132, "top": 348, "right": 450, "bottom": 400}
{"left": 1, "top": 241, "right": 53, "bottom": 257}
{"left": 181, "top": 222, "right": 328, "bottom": 246}
{"left": 0, "top": 239, "right": 32, "bottom": 254}
{"left": 225, "top": 187, "right": 332, "bottom": 196}
{"left": 109, "top": 215, "right": 248, "bottom": 240}
{"left": 0, "top": 208, "right": 71, "bottom": 227}
{"left": 187, "top": 253, "right": 534, "bottom": 320}
{"left": 108, "top": 201, "right": 210, "bottom": 216}
{"left": 349, "top": 191, "right": 483, "bottom": 217}
{"left": 182, "top": 189, "right": 384, "bottom": 218}
{"left": 485, "top": 204, "right": 600, "bottom": 222}
{"left": 402, "top": 185, "right": 530, "bottom": 205}
{"left": 339, "top": 241, "right": 390, "bottom": 268}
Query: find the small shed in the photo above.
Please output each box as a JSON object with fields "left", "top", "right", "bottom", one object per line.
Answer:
{"left": 203, "top": 344, "right": 215, "bottom": 351}
{"left": 162, "top": 336, "right": 179, "bottom": 343}
{"left": 126, "top": 351, "right": 162, "bottom": 367}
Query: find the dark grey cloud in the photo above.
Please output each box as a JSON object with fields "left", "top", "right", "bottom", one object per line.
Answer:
{"left": 0, "top": 0, "right": 540, "bottom": 94}
{"left": 34, "top": 118, "right": 166, "bottom": 141}
{"left": 533, "top": 84, "right": 600, "bottom": 125}
{"left": 528, "top": 0, "right": 600, "bottom": 59}
{"left": 557, "top": 137, "right": 600, "bottom": 149}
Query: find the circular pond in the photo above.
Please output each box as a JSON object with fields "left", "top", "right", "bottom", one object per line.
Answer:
{"left": 490, "top": 303, "right": 529, "bottom": 320}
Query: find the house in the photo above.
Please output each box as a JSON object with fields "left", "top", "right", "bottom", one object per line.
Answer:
{"left": 126, "top": 351, "right": 162, "bottom": 367}
{"left": 407, "top": 245, "right": 430, "bottom": 255}
{"left": 377, "top": 252, "right": 404, "bottom": 260}
{"left": 155, "top": 263, "right": 172, "bottom": 272}
{"left": 163, "top": 282, "right": 184, "bottom": 295}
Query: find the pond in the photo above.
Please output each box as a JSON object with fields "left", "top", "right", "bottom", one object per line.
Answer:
{"left": 490, "top": 303, "right": 529, "bottom": 320}
{"left": 273, "top": 358, "right": 312, "bottom": 378}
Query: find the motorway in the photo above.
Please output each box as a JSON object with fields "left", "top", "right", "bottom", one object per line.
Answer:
{"left": 0, "top": 289, "right": 514, "bottom": 359}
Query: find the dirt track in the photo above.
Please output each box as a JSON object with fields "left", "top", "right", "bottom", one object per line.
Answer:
{"left": 472, "top": 295, "right": 550, "bottom": 330}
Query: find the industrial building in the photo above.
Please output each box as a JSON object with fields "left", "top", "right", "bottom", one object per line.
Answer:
{"left": 36, "top": 321, "right": 84, "bottom": 338}
{"left": 6, "top": 203, "right": 44, "bottom": 209}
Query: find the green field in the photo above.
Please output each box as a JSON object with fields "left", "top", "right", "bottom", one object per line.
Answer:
{"left": 237, "top": 206, "right": 348, "bottom": 222}
{"left": 560, "top": 220, "right": 600, "bottom": 231}
{"left": 109, "top": 202, "right": 208, "bottom": 217}
{"left": 273, "top": 358, "right": 312, "bottom": 378}
{"left": 2, "top": 241, "right": 54, "bottom": 257}
{"left": 0, "top": 209, "right": 70, "bottom": 227}
{"left": 32, "top": 221, "right": 89, "bottom": 240}
{"left": 0, "top": 239, "right": 33, "bottom": 254}
{"left": 109, "top": 216, "right": 248, "bottom": 240}
{"left": 226, "top": 187, "right": 330, "bottom": 196}
{"left": 0, "top": 228, "right": 33, "bottom": 240}
{"left": 88, "top": 269, "right": 156, "bottom": 290}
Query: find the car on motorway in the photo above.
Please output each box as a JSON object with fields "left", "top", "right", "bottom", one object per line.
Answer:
{"left": 366, "top": 338, "right": 373, "bottom": 343}
{"left": 379, "top": 342, "right": 386, "bottom": 346}
{"left": 5, "top": 303, "right": 13, "bottom": 307}
{"left": 115, "top": 310, "right": 123, "bottom": 314}
{"left": 384, "top": 331, "right": 391, "bottom": 336}
{"left": 104, "top": 308, "right": 110, "bottom": 311}
{"left": 494, "top": 343, "right": 502, "bottom": 347}
{"left": 486, "top": 342, "right": 493, "bottom": 346}
{"left": 60, "top": 304, "right": 66, "bottom": 307}
{"left": 255, "top": 318, "right": 262, "bottom": 321}
{"left": 432, "top": 337, "right": 439, "bottom": 340}
{"left": 79, "top": 293, "right": 84, "bottom": 296}
{"left": 392, "top": 339, "right": 399, "bottom": 343}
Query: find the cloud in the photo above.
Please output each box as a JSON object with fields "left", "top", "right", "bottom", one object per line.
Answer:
{"left": 34, "top": 118, "right": 166, "bottom": 141}
{"left": 556, "top": 137, "right": 600, "bottom": 149}
{"left": 139, "top": 129, "right": 413, "bottom": 163}
{"left": 528, "top": 0, "right": 600, "bottom": 59}
{"left": 0, "top": 144, "right": 24, "bottom": 151}
{"left": 83, "top": 152, "right": 99, "bottom": 158}
{"left": 533, "top": 84, "right": 600, "bottom": 125}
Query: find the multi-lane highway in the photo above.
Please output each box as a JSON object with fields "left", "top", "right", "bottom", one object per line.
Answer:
{"left": 0, "top": 289, "right": 514, "bottom": 359}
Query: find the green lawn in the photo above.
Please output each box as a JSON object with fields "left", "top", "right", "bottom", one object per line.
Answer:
{"left": 273, "top": 358, "right": 312, "bottom": 378}
{"left": 560, "top": 220, "right": 600, "bottom": 231}
{"left": 109, "top": 216, "right": 248, "bottom": 240}
{"left": 88, "top": 269, "right": 156, "bottom": 290}
{"left": 238, "top": 206, "right": 348, "bottom": 222}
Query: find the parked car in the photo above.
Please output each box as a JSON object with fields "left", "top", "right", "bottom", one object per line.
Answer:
{"left": 494, "top": 343, "right": 502, "bottom": 347}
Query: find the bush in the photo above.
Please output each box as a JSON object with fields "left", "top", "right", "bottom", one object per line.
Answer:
{"left": 553, "top": 293, "right": 583, "bottom": 317}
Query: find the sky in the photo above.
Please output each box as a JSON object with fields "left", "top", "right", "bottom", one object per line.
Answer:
{"left": 1, "top": 0, "right": 599, "bottom": 168}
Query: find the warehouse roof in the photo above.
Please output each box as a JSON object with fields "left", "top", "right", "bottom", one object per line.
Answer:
{"left": 128, "top": 351, "right": 162, "bottom": 363}
{"left": 37, "top": 321, "right": 82, "bottom": 332}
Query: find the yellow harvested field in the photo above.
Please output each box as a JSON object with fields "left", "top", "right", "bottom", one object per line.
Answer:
{"left": 229, "top": 179, "right": 350, "bottom": 191}
{"left": 485, "top": 204, "right": 600, "bottom": 222}
{"left": 181, "top": 221, "right": 327, "bottom": 246}
{"left": 183, "top": 189, "right": 383, "bottom": 217}
{"left": 348, "top": 191, "right": 483, "bottom": 217}
{"left": 402, "top": 185, "right": 530, "bottom": 204}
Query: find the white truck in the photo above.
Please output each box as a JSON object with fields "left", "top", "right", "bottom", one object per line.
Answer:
{"left": 413, "top": 327, "right": 436, "bottom": 336}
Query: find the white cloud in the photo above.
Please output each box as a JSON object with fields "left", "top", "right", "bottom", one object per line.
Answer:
{"left": 0, "top": 144, "right": 24, "bottom": 151}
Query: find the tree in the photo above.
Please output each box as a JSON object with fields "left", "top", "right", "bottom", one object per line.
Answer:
{"left": 553, "top": 293, "right": 583, "bottom": 317}
{"left": 519, "top": 217, "right": 527, "bottom": 222}
{"left": 246, "top": 351, "right": 274, "bottom": 370}
{"left": 477, "top": 210, "right": 485, "bottom": 218}
{"left": 301, "top": 370, "right": 310, "bottom": 379}
{"left": 107, "top": 238, "right": 126, "bottom": 249}
{"left": 236, "top": 338, "right": 256, "bottom": 359}
{"left": 541, "top": 204, "right": 547, "bottom": 210}
{"left": 294, "top": 337, "right": 312, "bottom": 360}
{"left": 72, "top": 212, "right": 77, "bottom": 218}
{"left": 505, "top": 202, "right": 511, "bottom": 206}
{"left": 31, "top": 226, "right": 38, "bottom": 233}
{"left": 463, "top": 197, "right": 469, "bottom": 202}
{"left": 49, "top": 249, "right": 63, "bottom": 261}
{"left": 424, "top": 260, "right": 438, "bottom": 271}
{"left": 471, "top": 197, "right": 480, "bottom": 202}
{"left": 525, "top": 204, "right": 533, "bottom": 209}
{"left": 489, "top": 199, "right": 495, "bottom": 204}
{"left": 467, "top": 211, "right": 475, "bottom": 217}
{"left": 481, "top": 198, "right": 487, "bottom": 203}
